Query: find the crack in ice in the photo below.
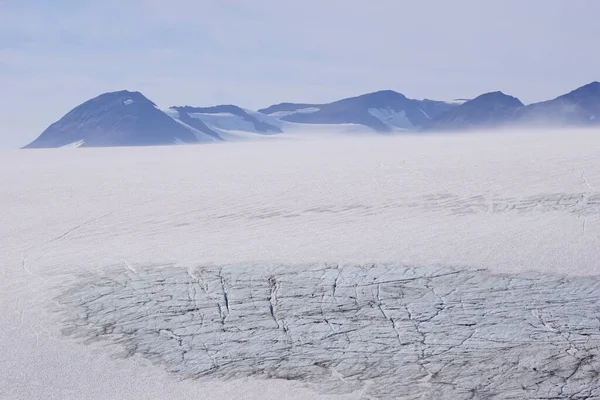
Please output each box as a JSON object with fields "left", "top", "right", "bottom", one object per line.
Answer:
{"left": 54, "top": 264, "right": 600, "bottom": 399}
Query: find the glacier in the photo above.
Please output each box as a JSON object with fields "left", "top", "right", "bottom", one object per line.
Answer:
{"left": 2, "top": 129, "right": 600, "bottom": 399}
{"left": 56, "top": 263, "right": 600, "bottom": 399}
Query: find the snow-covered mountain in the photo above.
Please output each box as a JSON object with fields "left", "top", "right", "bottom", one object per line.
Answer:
{"left": 23, "top": 91, "right": 218, "bottom": 148}
{"left": 168, "top": 105, "right": 283, "bottom": 137}
{"left": 22, "top": 82, "right": 600, "bottom": 148}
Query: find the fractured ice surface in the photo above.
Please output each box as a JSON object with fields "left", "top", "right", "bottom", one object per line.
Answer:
{"left": 55, "top": 264, "right": 600, "bottom": 399}
{"left": 412, "top": 192, "right": 600, "bottom": 216}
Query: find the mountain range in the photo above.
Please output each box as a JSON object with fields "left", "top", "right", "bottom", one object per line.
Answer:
{"left": 23, "top": 81, "right": 600, "bottom": 148}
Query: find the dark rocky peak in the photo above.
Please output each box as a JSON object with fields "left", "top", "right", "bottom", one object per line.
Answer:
{"left": 330, "top": 90, "right": 409, "bottom": 108}
{"left": 467, "top": 91, "right": 524, "bottom": 108}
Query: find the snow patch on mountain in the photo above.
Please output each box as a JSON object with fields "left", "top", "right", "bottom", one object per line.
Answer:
{"left": 60, "top": 140, "right": 85, "bottom": 148}
{"left": 162, "top": 108, "right": 179, "bottom": 118}
{"left": 418, "top": 109, "right": 430, "bottom": 119}
{"left": 368, "top": 107, "right": 415, "bottom": 130}
{"left": 268, "top": 107, "right": 321, "bottom": 118}
{"left": 171, "top": 118, "right": 219, "bottom": 142}
{"left": 169, "top": 106, "right": 282, "bottom": 137}
{"left": 242, "top": 109, "right": 284, "bottom": 128}
{"left": 444, "top": 99, "right": 469, "bottom": 105}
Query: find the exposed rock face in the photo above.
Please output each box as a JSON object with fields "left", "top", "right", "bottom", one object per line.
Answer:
{"left": 56, "top": 263, "right": 600, "bottom": 399}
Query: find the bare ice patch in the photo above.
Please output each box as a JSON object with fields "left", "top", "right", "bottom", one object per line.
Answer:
{"left": 54, "top": 264, "right": 600, "bottom": 399}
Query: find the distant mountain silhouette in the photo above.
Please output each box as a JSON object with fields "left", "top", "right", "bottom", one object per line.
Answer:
{"left": 516, "top": 81, "right": 600, "bottom": 126}
{"left": 24, "top": 91, "right": 217, "bottom": 148}
{"left": 23, "top": 82, "right": 600, "bottom": 148}
{"left": 426, "top": 92, "right": 524, "bottom": 131}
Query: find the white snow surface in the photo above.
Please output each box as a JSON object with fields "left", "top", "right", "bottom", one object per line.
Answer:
{"left": 3, "top": 129, "right": 600, "bottom": 399}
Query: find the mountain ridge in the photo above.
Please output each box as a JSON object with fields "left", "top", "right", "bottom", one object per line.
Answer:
{"left": 23, "top": 82, "right": 600, "bottom": 148}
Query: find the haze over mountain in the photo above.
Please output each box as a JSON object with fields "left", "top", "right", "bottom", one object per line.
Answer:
{"left": 515, "top": 81, "right": 600, "bottom": 126}
{"left": 425, "top": 91, "right": 525, "bottom": 131}
{"left": 23, "top": 82, "right": 600, "bottom": 148}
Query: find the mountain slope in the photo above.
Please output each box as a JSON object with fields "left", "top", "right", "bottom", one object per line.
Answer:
{"left": 259, "top": 91, "right": 459, "bottom": 132}
{"left": 418, "top": 99, "right": 465, "bottom": 120}
{"left": 170, "top": 105, "right": 282, "bottom": 135}
{"left": 257, "top": 103, "right": 319, "bottom": 117}
{"left": 426, "top": 91, "right": 524, "bottom": 130}
{"left": 516, "top": 81, "right": 600, "bottom": 126}
{"left": 24, "top": 91, "right": 216, "bottom": 148}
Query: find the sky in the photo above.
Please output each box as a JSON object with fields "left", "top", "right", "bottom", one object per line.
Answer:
{"left": 1, "top": 0, "right": 599, "bottom": 149}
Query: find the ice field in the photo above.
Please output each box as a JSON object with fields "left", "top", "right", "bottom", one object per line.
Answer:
{"left": 2, "top": 130, "right": 600, "bottom": 399}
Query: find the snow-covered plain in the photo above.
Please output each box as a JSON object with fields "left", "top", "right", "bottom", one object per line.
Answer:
{"left": 2, "top": 129, "right": 600, "bottom": 399}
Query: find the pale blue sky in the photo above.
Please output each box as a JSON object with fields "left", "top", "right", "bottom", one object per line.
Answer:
{"left": 1, "top": 0, "right": 599, "bottom": 148}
